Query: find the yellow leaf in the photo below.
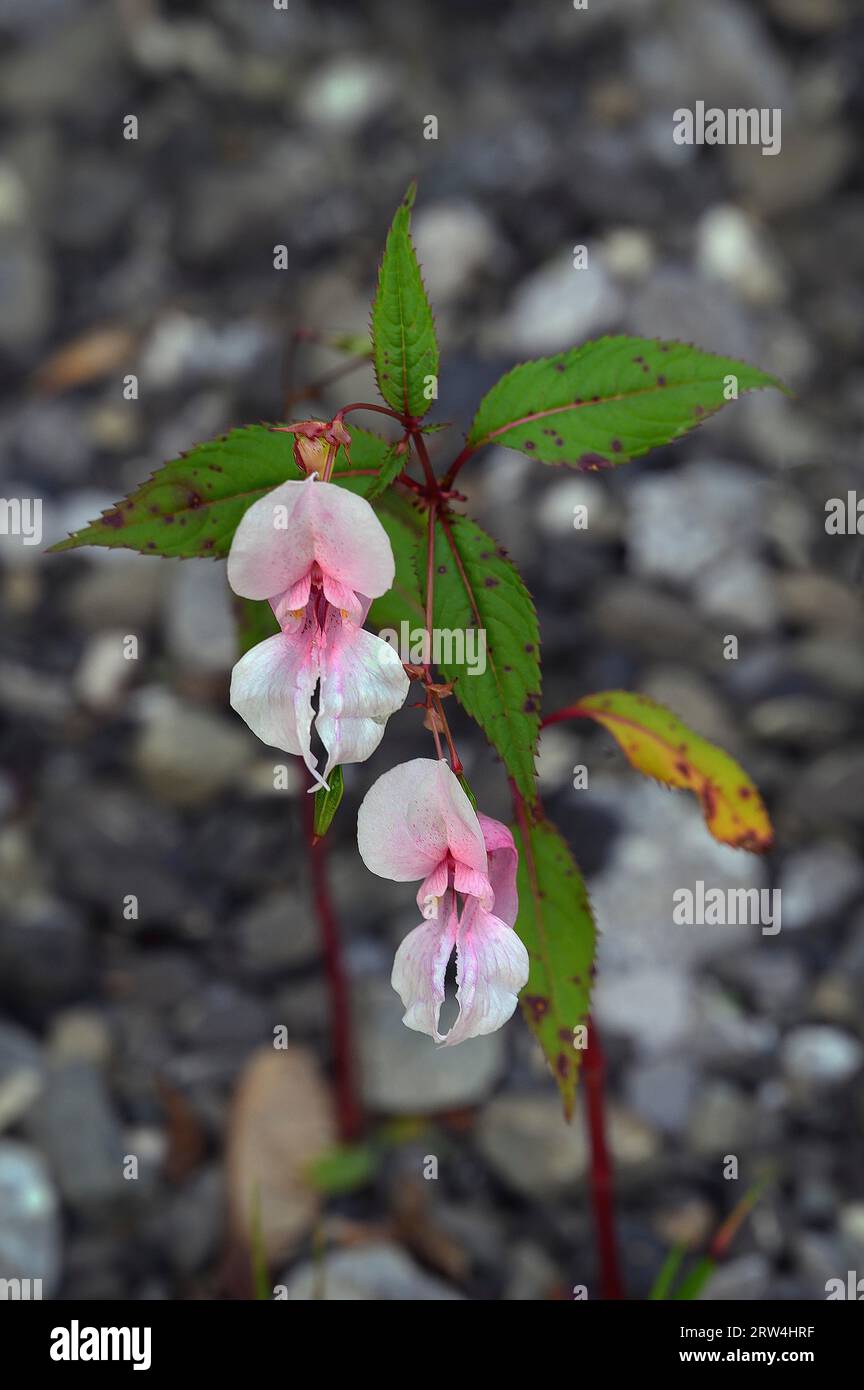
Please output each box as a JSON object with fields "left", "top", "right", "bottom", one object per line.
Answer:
{"left": 571, "top": 691, "right": 773, "bottom": 853}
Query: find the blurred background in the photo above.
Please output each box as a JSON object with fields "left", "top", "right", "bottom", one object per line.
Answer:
{"left": 1, "top": 0, "right": 863, "bottom": 1301}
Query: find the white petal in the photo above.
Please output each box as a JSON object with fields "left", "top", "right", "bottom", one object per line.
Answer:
{"left": 315, "top": 619, "right": 409, "bottom": 778}
{"left": 229, "top": 627, "right": 322, "bottom": 784}
{"left": 391, "top": 903, "right": 458, "bottom": 1042}
{"left": 442, "top": 899, "right": 530, "bottom": 1046}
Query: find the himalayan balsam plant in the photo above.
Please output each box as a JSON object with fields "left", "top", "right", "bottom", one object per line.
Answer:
{"left": 51, "top": 183, "right": 781, "bottom": 1138}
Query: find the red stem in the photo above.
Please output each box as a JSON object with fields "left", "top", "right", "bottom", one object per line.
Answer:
{"left": 541, "top": 702, "right": 590, "bottom": 729}
{"left": 510, "top": 778, "right": 624, "bottom": 1300}
{"left": 301, "top": 772, "right": 363, "bottom": 1142}
{"left": 583, "top": 1022, "right": 623, "bottom": 1299}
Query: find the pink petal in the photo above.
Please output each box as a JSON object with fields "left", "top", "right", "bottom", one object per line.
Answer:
{"left": 227, "top": 478, "right": 316, "bottom": 601}
{"left": 307, "top": 481, "right": 395, "bottom": 600}
{"left": 391, "top": 898, "right": 458, "bottom": 1041}
{"left": 229, "top": 624, "right": 324, "bottom": 787}
{"left": 478, "top": 814, "right": 519, "bottom": 928}
{"left": 321, "top": 573, "right": 363, "bottom": 622}
{"left": 315, "top": 616, "right": 409, "bottom": 778}
{"left": 442, "top": 898, "right": 530, "bottom": 1046}
{"left": 357, "top": 758, "right": 487, "bottom": 886}
{"left": 227, "top": 477, "right": 395, "bottom": 605}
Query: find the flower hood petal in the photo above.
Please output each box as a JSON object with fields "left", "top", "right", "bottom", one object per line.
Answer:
{"left": 228, "top": 475, "right": 395, "bottom": 604}
{"left": 357, "top": 758, "right": 487, "bottom": 886}
{"left": 227, "top": 478, "right": 316, "bottom": 601}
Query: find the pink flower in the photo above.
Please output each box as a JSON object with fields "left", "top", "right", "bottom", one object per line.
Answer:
{"left": 357, "top": 758, "right": 529, "bottom": 1044}
{"left": 227, "top": 474, "right": 409, "bottom": 789}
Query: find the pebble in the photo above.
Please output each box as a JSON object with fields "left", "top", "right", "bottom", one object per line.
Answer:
{"left": 0, "top": 1020, "right": 43, "bottom": 1132}
{"left": 412, "top": 201, "right": 499, "bottom": 303}
{"left": 475, "top": 1093, "right": 658, "bottom": 1196}
{"left": 781, "top": 1026, "right": 864, "bottom": 1086}
{"left": 696, "top": 205, "right": 786, "bottom": 305}
{"left": 279, "top": 1242, "right": 463, "bottom": 1301}
{"left": 625, "top": 1058, "right": 698, "bottom": 1136}
{"left": 133, "top": 694, "right": 252, "bottom": 806}
{"left": 686, "top": 1080, "right": 756, "bottom": 1155}
{"left": 778, "top": 841, "right": 864, "bottom": 931}
{"left": 490, "top": 253, "right": 623, "bottom": 355}
{"left": 23, "top": 1061, "right": 126, "bottom": 1212}
{"left": 164, "top": 560, "right": 237, "bottom": 676}
{"left": 0, "top": 1140, "right": 61, "bottom": 1295}
{"left": 355, "top": 978, "right": 503, "bottom": 1114}
{"left": 233, "top": 887, "right": 320, "bottom": 978}
{"left": 627, "top": 462, "right": 765, "bottom": 586}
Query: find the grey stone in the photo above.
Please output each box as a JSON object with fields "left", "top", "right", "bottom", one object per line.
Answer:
{"left": 412, "top": 201, "right": 499, "bottom": 303}
{"left": 355, "top": 977, "right": 503, "bottom": 1114}
{"left": 503, "top": 1241, "right": 562, "bottom": 1300}
{"left": 695, "top": 557, "right": 778, "bottom": 633}
{"left": 161, "top": 1166, "right": 224, "bottom": 1276}
{"left": 698, "top": 1253, "right": 772, "bottom": 1301}
{"left": 779, "top": 841, "right": 864, "bottom": 930}
{"left": 475, "top": 1094, "right": 658, "bottom": 1196}
{"left": 781, "top": 1026, "right": 864, "bottom": 1085}
{"left": 0, "top": 1020, "right": 43, "bottom": 1132}
{"left": 626, "top": 1058, "right": 698, "bottom": 1135}
{"left": 279, "top": 1242, "right": 463, "bottom": 1301}
{"left": 791, "top": 749, "right": 864, "bottom": 829}
{"left": 589, "top": 777, "right": 768, "bottom": 984}
{"left": 715, "top": 947, "right": 805, "bottom": 1012}
{"left": 24, "top": 1061, "right": 126, "bottom": 1212}
{"left": 0, "top": 1141, "right": 61, "bottom": 1296}
{"left": 628, "top": 269, "right": 755, "bottom": 361}
{"left": 627, "top": 461, "right": 765, "bottom": 585}
{"left": 165, "top": 560, "right": 237, "bottom": 675}
{"left": 0, "top": 229, "right": 52, "bottom": 353}
{"left": 133, "top": 693, "right": 252, "bottom": 806}
{"left": 687, "top": 1080, "right": 755, "bottom": 1155}
{"left": 491, "top": 252, "right": 623, "bottom": 355}
{"left": 233, "top": 888, "right": 320, "bottom": 977}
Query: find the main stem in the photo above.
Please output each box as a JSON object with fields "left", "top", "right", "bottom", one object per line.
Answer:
{"left": 301, "top": 771, "right": 363, "bottom": 1142}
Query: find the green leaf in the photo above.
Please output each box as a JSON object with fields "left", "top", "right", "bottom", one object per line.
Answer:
{"left": 371, "top": 182, "right": 439, "bottom": 420}
{"left": 249, "top": 1187, "right": 271, "bottom": 1300}
{"left": 571, "top": 691, "right": 774, "bottom": 852}
{"left": 331, "top": 425, "right": 397, "bottom": 498}
{"left": 235, "top": 595, "right": 280, "bottom": 657}
{"left": 649, "top": 1244, "right": 687, "bottom": 1301}
{"left": 313, "top": 766, "right": 343, "bottom": 840}
{"left": 48, "top": 424, "right": 301, "bottom": 559}
{"left": 512, "top": 816, "right": 596, "bottom": 1120}
{"left": 49, "top": 422, "right": 405, "bottom": 560}
{"left": 424, "top": 514, "right": 540, "bottom": 801}
{"left": 305, "top": 1142, "right": 379, "bottom": 1196}
{"left": 466, "top": 335, "right": 785, "bottom": 468}
{"left": 366, "top": 442, "right": 408, "bottom": 499}
{"left": 671, "top": 1256, "right": 716, "bottom": 1302}
{"left": 366, "top": 492, "right": 425, "bottom": 633}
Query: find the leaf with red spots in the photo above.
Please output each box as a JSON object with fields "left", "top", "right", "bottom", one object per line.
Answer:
{"left": 47, "top": 424, "right": 397, "bottom": 559}
{"left": 512, "top": 815, "right": 596, "bottom": 1120}
{"left": 464, "top": 336, "right": 785, "bottom": 468}
{"left": 371, "top": 182, "right": 439, "bottom": 420}
{"left": 422, "top": 514, "right": 541, "bottom": 801}
{"left": 563, "top": 691, "right": 774, "bottom": 852}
